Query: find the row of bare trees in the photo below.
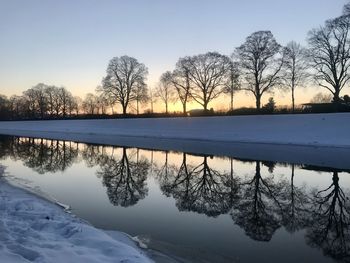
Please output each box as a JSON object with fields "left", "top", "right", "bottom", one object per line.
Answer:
{"left": 7, "top": 84, "right": 78, "bottom": 119}
{"left": 0, "top": 84, "right": 119, "bottom": 119}
{"left": 96, "top": 3, "right": 350, "bottom": 115}
{"left": 0, "top": 3, "right": 349, "bottom": 119}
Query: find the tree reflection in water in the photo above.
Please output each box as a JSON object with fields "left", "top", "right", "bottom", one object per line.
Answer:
{"left": 280, "top": 164, "right": 311, "bottom": 233}
{"left": 158, "top": 153, "right": 239, "bottom": 217}
{"left": 306, "top": 169, "right": 350, "bottom": 261}
{"left": 231, "top": 161, "right": 283, "bottom": 241}
{"left": 0, "top": 136, "right": 79, "bottom": 174}
{"left": 96, "top": 147, "right": 150, "bottom": 207}
{"left": 0, "top": 135, "right": 349, "bottom": 262}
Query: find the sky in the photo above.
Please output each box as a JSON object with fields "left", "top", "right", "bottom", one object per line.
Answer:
{"left": 0, "top": 0, "right": 348, "bottom": 111}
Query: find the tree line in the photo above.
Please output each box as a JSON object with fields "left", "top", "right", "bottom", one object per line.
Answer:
{"left": 1, "top": 3, "right": 350, "bottom": 120}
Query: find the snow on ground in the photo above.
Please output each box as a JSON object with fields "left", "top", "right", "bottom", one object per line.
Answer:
{"left": 0, "top": 165, "right": 152, "bottom": 263}
{"left": 0, "top": 113, "right": 349, "bottom": 147}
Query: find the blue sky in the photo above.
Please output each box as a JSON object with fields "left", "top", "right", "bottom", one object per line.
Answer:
{"left": 0, "top": 0, "right": 347, "bottom": 98}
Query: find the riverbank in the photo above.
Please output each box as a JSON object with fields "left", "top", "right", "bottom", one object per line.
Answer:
{"left": 0, "top": 113, "right": 349, "bottom": 147}
{"left": 0, "top": 113, "right": 349, "bottom": 169}
{"left": 0, "top": 165, "right": 152, "bottom": 263}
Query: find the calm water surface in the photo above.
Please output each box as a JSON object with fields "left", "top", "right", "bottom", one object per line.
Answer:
{"left": 0, "top": 135, "right": 349, "bottom": 263}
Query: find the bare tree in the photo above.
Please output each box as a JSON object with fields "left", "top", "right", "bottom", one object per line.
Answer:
{"left": 95, "top": 93, "right": 109, "bottom": 114}
{"left": 101, "top": 56, "right": 148, "bottom": 115}
{"left": 23, "top": 83, "right": 48, "bottom": 119}
{"left": 308, "top": 15, "right": 350, "bottom": 104}
{"left": 223, "top": 60, "right": 240, "bottom": 111}
{"left": 67, "top": 96, "right": 78, "bottom": 116}
{"left": 73, "top": 96, "right": 83, "bottom": 115}
{"left": 9, "top": 95, "right": 24, "bottom": 119}
{"left": 156, "top": 71, "right": 175, "bottom": 114}
{"left": 44, "top": 86, "right": 56, "bottom": 117}
{"left": 57, "top": 87, "right": 73, "bottom": 117}
{"left": 186, "top": 52, "right": 231, "bottom": 111}
{"left": 310, "top": 92, "right": 333, "bottom": 103}
{"left": 82, "top": 93, "right": 98, "bottom": 114}
{"left": 171, "top": 57, "right": 192, "bottom": 115}
{"left": 148, "top": 87, "right": 157, "bottom": 113}
{"left": 236, "top": 31, "right": 284, "bottom": 110}
{"left": 134, "top": 83, "right": 149, "bottom": 114}
{"left": 0, "top": 95, "right": 10, "bottom": 119}
{"left": 283, "top": 41, "right": 309, "bottom": 112}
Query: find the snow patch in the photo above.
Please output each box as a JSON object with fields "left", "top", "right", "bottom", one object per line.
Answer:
{"left": 0, "top": 165, "right": 152, "bottom": 263}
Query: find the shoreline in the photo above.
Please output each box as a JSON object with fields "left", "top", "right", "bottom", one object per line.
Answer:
{"left": 0, "top": 113, "right": 349, "bottom": 147}
{"left": 0, "top": 166, "right": 153, "bottom": 263}
{"left": 0, "top": 113, "right": 349, "bottom": 169}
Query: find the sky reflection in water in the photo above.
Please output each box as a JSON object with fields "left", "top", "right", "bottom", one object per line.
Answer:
{"left": 0, "top": 136, "right": 349, "bottom": 263}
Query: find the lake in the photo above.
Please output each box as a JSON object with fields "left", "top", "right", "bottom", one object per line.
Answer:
{"left": 0, "top": 135, "right": 349, "bottom": 263}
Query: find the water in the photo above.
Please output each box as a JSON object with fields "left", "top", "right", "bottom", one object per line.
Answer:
{"left": 0, "top": 135, "right": 349, "bottom": 262}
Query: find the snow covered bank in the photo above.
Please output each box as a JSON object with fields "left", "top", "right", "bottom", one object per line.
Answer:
{"left": 0, "top": 113, "right": 349, "bottom": 147}
{"left": 0, "top": 113, "right": 350, "bottom": 169}
{"left": 0, "top": 166, "right": 152, "bottom": 263}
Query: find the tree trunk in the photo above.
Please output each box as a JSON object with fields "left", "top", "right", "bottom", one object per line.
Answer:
{"left": 182, "top": 103, "right": 187, "bottom": 116}
{"left": 122, "top": 105, "right": 127, "bottom": 115}
{"left": 256, "top": 95, "right": 261, "bottom": 111}
{"left": 333, "top": 88, "right": 341, "bottom": 104}
{"left": 333, "top": 88, "right": 341, "bottom": 112}
{"left": 230, "top": 91, "right": 234, "bottom": 112}
{"left": 292, "top": 87, "right": 295, "bottom": 113}
{"left": 203, "top": 101, "right": 208, "bottom": 111}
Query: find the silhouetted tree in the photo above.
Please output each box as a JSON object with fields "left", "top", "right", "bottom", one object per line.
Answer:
{"left": 0, "top": 95, "right": 10, "bottom": 119}
{"left": 156, "top": 71, "right": 175, "bottom": 114}
{"left": 223, "top": 60, "right": 240, "bottom": 112}
{"left": 310, "top": 92, "right": 333, "bottom": 103}
{"left": 101, "top": 56, "right": 148, "bottom": 115}
{"left": 134, "top": 83, "right": 149, "bottom": 114}
{"left": 186, "top": 52, "right": 231, "bottom": 110}
{"left": 344, "top": 94, "right": 350, "bottom": 103}
{"left": 308, "top": 14, "right": 350, "bottom": 104}
{"left": 57, "top": 87, "right": 73, "bottom": 117}
{"left": 306, "top": 171, "right": 350, "bottom": 261}
{"left": 236, "top": 31, "right": 284, "bottom": 110}
{"left": 44, "top": 86, "right": 57, "bottom": 117}
{"left": 283, "top": 41, "right": 309, "bottom": 112}
{"left": 23, "top": 83, "right": 48, "bottom": 118}
{"left": 73, "top": 96, "right": 83, "bottom": 115}
{"left": 262, "top": 97, "right": 276, "bottom": 113}
{"left": 8, "top": 95, "right": 23, "bottom": 119}
{"left": 82, "top": 93, "right": 98, "bottom": 114}
{"left": 148, "top": 87, "right": 157, "bottom": 114}
{"left": 171, "top": 57, "right": 192, "bottom": 115}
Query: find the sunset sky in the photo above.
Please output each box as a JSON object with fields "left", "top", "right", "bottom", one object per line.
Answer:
{"left": 0, "top": 0, "right": 349, "bottom": 112}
